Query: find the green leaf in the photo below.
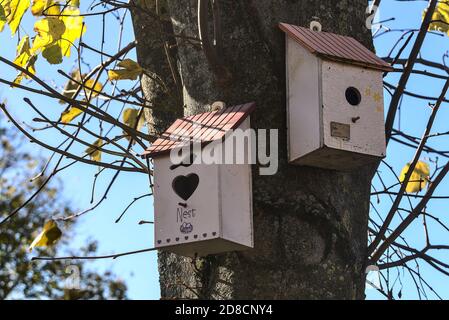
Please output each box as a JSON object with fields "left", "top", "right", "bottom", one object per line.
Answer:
{"left": 0, "top": 3, "right": 6, "bottom": 32}
{"left": 42, "top": 42, "right": 63, "bottom": 64}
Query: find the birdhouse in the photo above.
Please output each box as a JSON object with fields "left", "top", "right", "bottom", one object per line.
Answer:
{"left": 142, "top": 103, "right": 255, "bottom": 257}
{"left": 279, "top": 23, "right": 393, "bottom": 170}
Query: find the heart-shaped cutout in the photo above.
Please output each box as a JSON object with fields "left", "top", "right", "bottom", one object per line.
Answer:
{"left": 172, "top": 173, "right": 199, "bottom": 201}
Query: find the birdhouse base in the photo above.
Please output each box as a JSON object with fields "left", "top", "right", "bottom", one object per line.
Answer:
{"left": 158, "top": 238, "right": 252, "bottom": 258}
{"left": 290, "top": 146, "right": 383, "bottom": 171}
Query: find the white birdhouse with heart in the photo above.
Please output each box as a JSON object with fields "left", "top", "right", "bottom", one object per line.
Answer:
{"left": 279, "top": 23, "right": 393, "bottom": 170}
{"left": 142, "top": 103, "right": 255, "bottom": 257}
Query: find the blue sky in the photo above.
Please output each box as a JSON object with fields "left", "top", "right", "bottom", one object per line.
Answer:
{"left": 0, "top": 1, "right": 448, "bottom": 300}
{"left": 368, "top": 0, "right": 449, "bottom": 299}
{"left": 0, "top": 2, "right": 159, "bottom": 299}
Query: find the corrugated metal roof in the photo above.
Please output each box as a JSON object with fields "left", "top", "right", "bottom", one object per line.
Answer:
{"left": 279, "top": 23, "right": 393, "bottom": 72}
{"left": 142, "top": 102, "right": 256, "bottom": 158}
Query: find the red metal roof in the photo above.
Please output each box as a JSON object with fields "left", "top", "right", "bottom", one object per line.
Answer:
{"left": 279, "top": 23, "right": 393, "bottom": 72}
{"left": 142, "top": 102, "right": 256, "bottom": 158}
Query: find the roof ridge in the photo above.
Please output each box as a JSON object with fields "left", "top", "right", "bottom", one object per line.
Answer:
{"left": 142, "top": 102, "right": 256, "bottom": 159}
{"left": 279, "top": 22, "right": 393, "bottom": 72}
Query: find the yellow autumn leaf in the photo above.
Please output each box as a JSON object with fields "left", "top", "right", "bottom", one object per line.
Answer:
{"left": 108, "top": 59, "right": 143, "bottom": 81}
{"left": 118, "top": 59, "right": 142, "bottom": 71}
{"left": 123, "top": 108, "right": 144, "bottom": 130}
{"left": 85, "top": 138, "right": 103, "bottom": 162}
{"left": 400, "top": 160, "right": 430, "bottom": 193}
{"left": 29, "top": 220, "right": 62, "bottom": 252}
{"left": 122, "top": 108, "right": 145, "bottom": 143}
{"left": 84, "top": 78, "right": 102, "bottom": 99}
{"left": 31, "top": 0, "right": 60, "bottom": 16}
{"left": 425, "top": 1, "right": 449, "bottom": 35}
{"left": 31, "top": 16, "right": 66, "bottom": 54}
{"left": 3, "top": 0, "right": 30, "bottom": 35}
{"left": 59, "top": 72, "right": 101, "bottom": 103}
{"left": 67, "top": 0, "right": 79, "bottom": 7}
{"left": 13, "top": 36, "right": 37, "bottom": 84}
{"left": 61, "top": 106, "right": 83, "bottom": 123}
{"left": 13, "top": 57, "right": 37, "bottom": 84}
{"left": 14, "top": 36, "right": 33, "bottom": 64}
{"left": 59, "top": 7, "right": 85, "bottom": 57}
{"left": 29, "top": 5, "right": 84, "bottom": 62}
{"left": 59, "top": 69, "right": 82, "bottom": 103}
{"left": 31, "top": 0, "right": 47, "bottom": 15}
{"left": 0, "top": 3, "right": 6, "bottom": 32}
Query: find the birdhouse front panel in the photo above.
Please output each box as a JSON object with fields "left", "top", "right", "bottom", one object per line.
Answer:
{"left": 279, "top": 23, "right": 393, "bottom": 170}
{"left": 321, "top": 60, "right": 386, "bottom": 160}
{"left": 143, "top": 103, "right": 255, "bottom": 257}
{"left": 153, "top": 156, "right": 221, "bottom": 256}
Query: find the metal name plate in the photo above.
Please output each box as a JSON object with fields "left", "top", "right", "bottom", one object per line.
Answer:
{"left": 330, "top": 122, "right": 350, "bottom": 140}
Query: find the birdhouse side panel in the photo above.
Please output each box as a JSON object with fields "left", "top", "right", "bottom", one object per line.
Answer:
{"left": 219, "top": 118, "right": 253, "bottom": 248}
{"left": 286, "top": 36, "right": 322, "bottom": 162}
{"left": 153, "top": 156, "right": 221, "bottom": 249}
{"left": 321, "top": 61, "right": 386, "bottom": 159}
{"left": 219, "top": 163, "right": 253, "bottom": 248}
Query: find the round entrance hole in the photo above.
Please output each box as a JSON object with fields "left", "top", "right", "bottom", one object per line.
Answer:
{"left": 345, "top": 87, "right": 362, "bottom": 106}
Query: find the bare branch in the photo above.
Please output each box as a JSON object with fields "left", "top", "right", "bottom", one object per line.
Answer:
{"left": 384, "top": 0, "right": 439, "bottom": 143}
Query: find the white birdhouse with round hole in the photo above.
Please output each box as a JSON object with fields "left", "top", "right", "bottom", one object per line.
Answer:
{"left": 279, "top": 23, "right": 393, "bottom": 170}
{"left": 142, "top": 103, "right": 255, "bottom": 258}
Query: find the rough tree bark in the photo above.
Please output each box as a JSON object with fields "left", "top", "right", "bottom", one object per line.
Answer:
{"left": 132, "top": 0, "right": 375, "bottom": 299}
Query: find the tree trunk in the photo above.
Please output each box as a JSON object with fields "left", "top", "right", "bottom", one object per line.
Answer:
{"left": 132, "top": 0, "right": 374, "bottom": 299}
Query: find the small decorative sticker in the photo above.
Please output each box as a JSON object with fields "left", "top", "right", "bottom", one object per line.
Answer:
{"left": 180, "top": 222, "right": 193, "bottom": 234}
